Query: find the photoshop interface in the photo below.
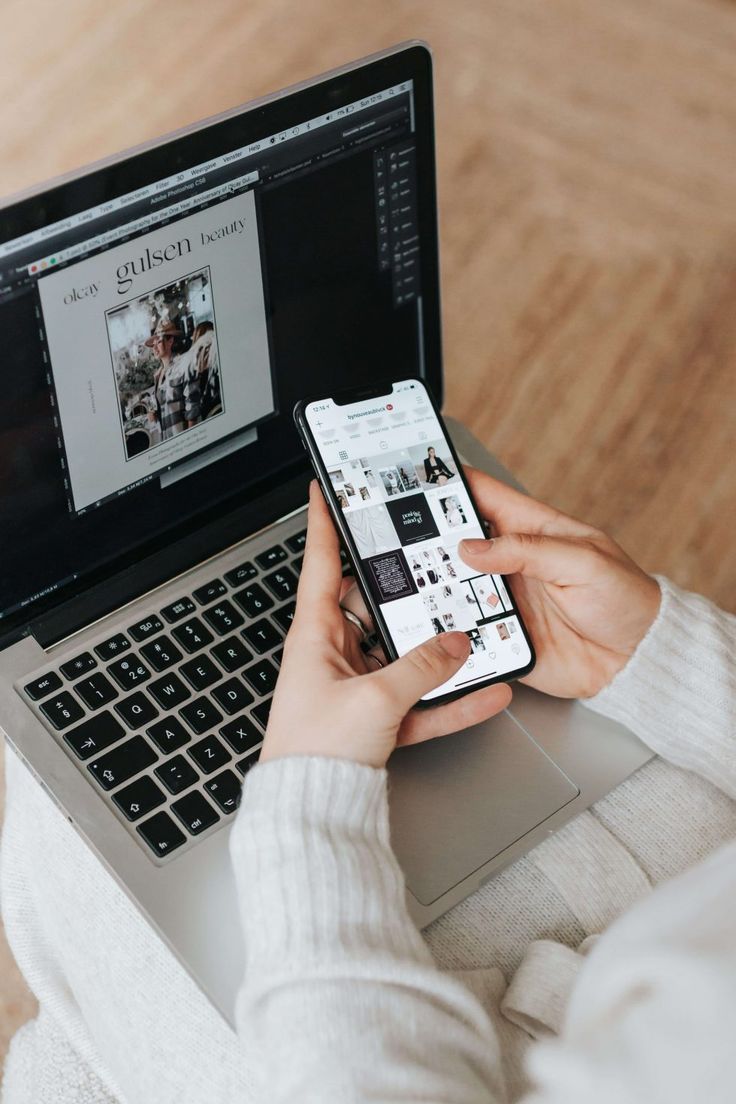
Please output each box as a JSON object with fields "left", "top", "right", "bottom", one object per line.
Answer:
{"left": 0, "top": 81, "right": 425, "bottom": 625}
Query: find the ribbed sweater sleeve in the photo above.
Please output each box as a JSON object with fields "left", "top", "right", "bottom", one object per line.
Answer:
{"left": 229, "top": 755, "right": 506, "bottom": 1104}
{"left": 583, "top": 576, "right": 736, "bottom": 798}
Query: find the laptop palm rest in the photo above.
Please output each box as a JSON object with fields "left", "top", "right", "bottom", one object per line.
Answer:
{"left": 387, "top": 710, "right": 580, "bottom": 906}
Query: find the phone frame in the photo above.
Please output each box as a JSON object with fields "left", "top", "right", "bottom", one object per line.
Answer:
{"left": 293, "top": 376, "right": 536, "bottom": 707}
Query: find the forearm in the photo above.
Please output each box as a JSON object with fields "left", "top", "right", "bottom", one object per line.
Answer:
{"left": 230, "top": 757, "right": 505, "bottom": 1104}
{"left": 583, "top": 576, "right": 736, "bottom": 797}
{"left": 523, "top": 836, "right": 736, "bottom": 1103}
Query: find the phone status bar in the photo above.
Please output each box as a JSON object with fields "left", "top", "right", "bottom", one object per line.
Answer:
{"left": 310, "top": 391, "right": 439, "bottom": 464}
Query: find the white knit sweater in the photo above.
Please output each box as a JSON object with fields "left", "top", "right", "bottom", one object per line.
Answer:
{"left": 2, "top": 576, "right": 735, "bottom": 1102}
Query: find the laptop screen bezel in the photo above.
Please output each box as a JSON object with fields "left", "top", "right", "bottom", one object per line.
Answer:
{"left": 0, "top": 42, "right": 443, "bottom": 648}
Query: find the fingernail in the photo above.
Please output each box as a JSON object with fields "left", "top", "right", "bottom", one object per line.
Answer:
{"left": 437, "top": 632, "right": 470, "bottom": 659}
{"left": 460, "top": 538, "right": 492, "bottom": 556}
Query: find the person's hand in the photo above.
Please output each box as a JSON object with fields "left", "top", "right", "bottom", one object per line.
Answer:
{"left": 458, "top": 469, "right": 661, "bottom": 699}
{"left": 260, "top": 482, "right": 512, "bottom": 769}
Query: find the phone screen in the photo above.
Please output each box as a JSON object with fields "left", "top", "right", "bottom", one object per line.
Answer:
{"left": 302, "top": 379, "right": 533, "bottom": 701}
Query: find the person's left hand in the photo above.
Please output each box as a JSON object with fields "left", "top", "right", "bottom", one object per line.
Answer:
{"left": 260, "top": 482, "right": 512, "bottom": 769}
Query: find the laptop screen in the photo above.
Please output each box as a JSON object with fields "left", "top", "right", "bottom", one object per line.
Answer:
{"left": 0, "top": 45, "right": 441, "bottom": 644}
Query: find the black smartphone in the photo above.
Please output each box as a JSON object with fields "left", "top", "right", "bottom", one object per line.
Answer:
{"left": 293, "top": 377, "right": 535, "bottom": 706}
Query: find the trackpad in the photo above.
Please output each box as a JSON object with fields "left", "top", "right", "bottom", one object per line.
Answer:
{"left": 387, "top": 710, "right": 579, "bottom": 905}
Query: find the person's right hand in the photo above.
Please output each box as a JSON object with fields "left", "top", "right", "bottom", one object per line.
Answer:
{"left": 459, "top": 469, "right": 661, "bottom": 699}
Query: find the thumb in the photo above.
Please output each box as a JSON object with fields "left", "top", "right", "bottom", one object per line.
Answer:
{"left": 373, "top": 632, "right": 471, "bottom": 715}
{"left": 459, "top": 532, "right": 599, "bottom": 586}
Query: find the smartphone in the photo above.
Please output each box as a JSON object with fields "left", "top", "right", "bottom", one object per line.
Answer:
{"left": 293, "top": 378, "right": 535, "bottom": 706}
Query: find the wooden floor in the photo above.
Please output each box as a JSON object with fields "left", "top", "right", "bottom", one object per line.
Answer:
{"left": 1, "top": 0, "right": 735, "bottom": 1073}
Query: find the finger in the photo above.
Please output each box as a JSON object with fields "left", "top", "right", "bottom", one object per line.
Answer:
{"left": 459, "top": 531, "right": 601, "bottom": 587}
{"left": 464, "top": 466, "right": 593, "bottom": 539}
{"left": 363, "top": 648, "right": 386, "bottom": 672}
{"left": 338, "top": 576, "right": 355, "bottom": 603}
{"left": 397, "top": 681, "right": 513, "bottom": 746}
{"left": 295, "top": 481, "right": 344, "bottom": 616}
{"left": 339, "top": 579, "right": 376, "bottom": 635}
{"left": 371, "top": 631, "right": 471, "bottom": 716}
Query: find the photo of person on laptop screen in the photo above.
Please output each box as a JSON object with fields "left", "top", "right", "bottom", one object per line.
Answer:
{"left": 149, "top": 317, "right": 198, "bottom": 438}
{"left": 110, "top": 270, "right": 223, "bottom": 457}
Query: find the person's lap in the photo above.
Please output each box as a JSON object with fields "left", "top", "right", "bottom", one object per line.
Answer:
{"left": 1, "top": 749, "right": 255, "bottom": 1104}
{"left": 3, "top": 745, "right": 734, "bottom": 1101}
{"left": 426, "top": 755, "right": 736, "bottom": 974}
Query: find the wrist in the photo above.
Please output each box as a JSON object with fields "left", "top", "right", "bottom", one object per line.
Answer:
{"left": 587, "top": 572, "right": 663, "bottom": 697}
{"left": 261, "top": 706, "right": 395, "bottom": 769}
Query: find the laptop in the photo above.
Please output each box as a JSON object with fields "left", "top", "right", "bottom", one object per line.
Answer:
{"left": 0, "top": 41, "right": 651, "bottom": 1024}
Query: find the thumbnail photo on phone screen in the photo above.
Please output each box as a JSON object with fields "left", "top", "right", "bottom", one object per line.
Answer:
{"left": 304, "top": 380, "right": 532, "bottom": 700}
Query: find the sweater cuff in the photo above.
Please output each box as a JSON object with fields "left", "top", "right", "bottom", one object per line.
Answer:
{"left": 229, "top": 756, "right": 430, "bottom": 970}
{"left": 582, "top": 576, "right": 736, "bottom": 788}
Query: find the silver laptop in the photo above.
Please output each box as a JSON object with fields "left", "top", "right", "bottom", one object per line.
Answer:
{"left": 0, "top": 42, "right": 651, "bottom": 1024}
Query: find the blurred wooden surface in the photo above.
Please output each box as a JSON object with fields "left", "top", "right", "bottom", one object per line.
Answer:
{"left": 1, "top": 0, "right": 735, "bottom": 1073}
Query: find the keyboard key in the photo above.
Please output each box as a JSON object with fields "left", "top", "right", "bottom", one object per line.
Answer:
{"left": 171, "top": 790, "right": 219, "bottom": 835}
{"left": 179, "top": 655, "right": 221, "bottom": 692}
{"left": 285, "top": 529, "right": 307, "bottom": 553}
{"left": 256, "top": 544, "right": 287, "bottom": 570}
{"left": 273, "top": 601, "right": 296, "bottom": 633}
{"left": 108, "top": 656, "right": 151, "bottom": 690}
{"left": 128, "top": 614, "right": 164, "bottom": 642}
{"left": 263, "top": 567, "right": 298, "bottom": 602}
{"left": 202, "top": 600, "right": 244, "bottom": 636}
{"left": 155, "top": 754, "right": 198, "bottom": 795}
{"left": 243, "top": 659, "right": 278, "bottom": 697}
{"left": 251, "top": 700, "right": 272, "bottom": 731}
{"left": 220, "top": 715, "right": 262, "bottom": 755}
{"left": 59, "top": 652, "right": 96, "bottom": 681}
{"left": 115, "top": 691, "right": 158, "bottom": 729}
{"left": 180, "top": 697, "right": 223, "bottom": 735}
{"left": 148, "top": 673, "right": 191, "bottom": 709}
{"left": 205, "top": 770, "right": 242, "bottom": 814}
{"left": 88, "top": 735, "right": 157, "bottom": 791}
{"left": 236, "top": 753, "right": 260, "bottom": 777}
{"left": 147, "top": 717, "right": 191, "bottom": 754}
{"left": 188, "top": 734, "right": 231, "bottom": 774}
{"left": 272, "top": 647, "right": 284, "bottom": 667}
{"left": 160, "top": 597, "right": 196, "bottom": 624}
{"left": 94, "top": 633, "right": 131, "bottom": 661}
{"left": 293, "top": 554, "right": 304, "bottom": 574}
{"left": 64, "top": 711, "right": 126, "bottom": 759}
{"left": 113, "top": 776, "right": 166, "bottom": 821}
{"left": 233, "top": 583, "right": 273, "bottom": 619}
{"left": 192, "top": 578, "right": 227, "bottom": 605}
{"left": 140, "top": 636, "right": 182, "bottom": 672}
{"left": 211, "top": 635, "right": 252, "bottom": 673}
{"left": 40, "top": 691, "right": 85, "bottom": 730}
{"left": 74, "top": 673, "right": 118, "bottom": 710}
{"left": 172, "top": 618, "right": 214, "bottom": 654}
{"left": 212, "top": 678, "right": 254, "bottom": 716}
{"left": 241, "top": 618, "right": 282, "bottom": 655}
{"left": 24, "top": 671, "right": 62, "bottom": 701}
{"left": 137, "top": 811, "right": 186, "bottom": 857}
{"left": 224, "top": 560, "right": 257, "bottom": 587}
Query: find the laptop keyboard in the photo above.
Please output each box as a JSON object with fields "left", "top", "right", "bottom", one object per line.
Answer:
{"left": 18, "top": 527, "right": 343, "bottom": 863}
